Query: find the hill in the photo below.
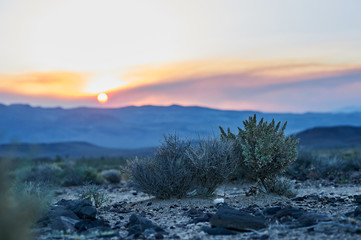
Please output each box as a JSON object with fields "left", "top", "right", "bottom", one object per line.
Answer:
{"left": 296, "top": 126, "right": 361, "bottom": 150}
{"left": 1, "top": 103, "right": 361, "bottom": 149}
{"left": 0, "top": 141, "right": 155, "bottom": 159}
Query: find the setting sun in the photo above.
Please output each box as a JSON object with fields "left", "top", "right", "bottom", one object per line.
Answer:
{"left": 97, "top": 93, "right": 108, "bottom": 104}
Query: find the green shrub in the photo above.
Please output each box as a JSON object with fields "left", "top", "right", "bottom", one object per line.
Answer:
{"left": 128, "top": 134, "right": 195, "bottom": 199}
{"left": 61, "top": 165, "right": 102, "bottom": 187}
{"left": 186, "top": 137, "right": 238, "bottom": 196}
{"left": 15, "top": 163, "right": 62, "bottom": 185}
{"left": 78, "top": 184, "right": 109, "bottom": 208}
{"left": 220, "top": 114, "right": 299, "bottom": 187}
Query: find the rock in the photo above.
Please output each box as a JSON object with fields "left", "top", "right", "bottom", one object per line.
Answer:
{"left": 297, "top": 213, "right": 332, "bottom": 227}
{"left": 262, "top": 207, "right": 282, "bottom": 216}
{"left": 57, "top": 199, "right": 97, "bottom": 219}
{"left": 210, "top": 205, "right": 266, "bottom": 232}
{"left": 75, "top": 219, "right": 110, "bottom": 232}
{"left": 271, "top": 206, "right": 305, "bottom": 220}
{"left": 355, "top": 195, "right": 361, "bottom": 204}
{"left": 50, "top": 216, "right": 80, "bottom": 231}
{"left": 201, "top": 226, "right": 238, "bottom": 235}
{"left": 101, "top": 169, "right": 121, "bottom": 184}
{"left": 183, "top": 208, "right": 204, "bottom": 218}
{"left": 36, "top": 205, "right": 80, "bottom": 231}
{"left": 127, "top": 214, "right": 167, "bottom": 237}
{"left": 354, "top": 206, "right": 361, "bottom": 218}
{"left": 192, "top": 213, "right": 214, "bottom": 223}
{"left": 292, "top": 196, "right": 305, "bottom": 202}
{"left": 213, "top": 198, "right": 224, "bottom": 204}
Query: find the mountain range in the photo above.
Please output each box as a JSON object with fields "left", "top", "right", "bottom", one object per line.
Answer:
{"left": 1, "top": 103, "right": 361, "bottom": 150}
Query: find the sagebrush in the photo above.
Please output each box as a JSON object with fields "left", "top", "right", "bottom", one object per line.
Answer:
{"left": 186, "top": 137, "right": 238, "bottom": 195}
{"left": 128, "top": 134, "right": 195, "bottom": 199}
{"left": 220, "top": 114, "right": 299, "bottom": 187}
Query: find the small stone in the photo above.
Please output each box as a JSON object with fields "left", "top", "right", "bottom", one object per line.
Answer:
{"left": 213, "top": 198, "right": 224, "bottom": 204}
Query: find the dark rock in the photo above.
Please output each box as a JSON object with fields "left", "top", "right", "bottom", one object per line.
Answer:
{"left": 354, "top": 206, "right": 361, "bottom": 218}
{"left": 292, "top": 196, "right": 305, "bottom": 202}
{"left": 201, "top": 226, "right": 238, "bottom": 235}
{"left": 144, "top": 228, "right": 157, "bottom": 238}
{"left": 262, "top": 207, "right": 282, "bottom": 216}
{"left": 36, "top": 205, "right": 80, "bottom": 231}
{"left": 155, "top": 232, "right": 164, "bottom": 239}
{"left": 306, "top": 194, "right": 320, "bottom": 201}
{"left": 210, "top": 205, "right": 266, "bottom": 232}
{"left": 75, "top": 219, "right": 110, "bottom": 232}
{"left": 49, "top": 216, "right": 80, "bottom": 231}
{"left": 297, "top": 213, "right": 332, "bottom": 227}
{"left": 57, "top": 199, "right": 97, "bottom": 219}
{"left": 272, "top": 207, "right": 305, "bottom": 220}
{"left": 127, "top": 214, "right": 167, "bottom": 237}
{"left": 355, "top": 195, "right": 361, "bottom": 204}
{"left": 192, "top": 213, "right": 214, "bottom": 223}
{"left": 183, "top": 208, "right": 204, "bottom": 218}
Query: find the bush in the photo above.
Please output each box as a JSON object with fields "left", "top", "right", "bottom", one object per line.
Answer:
{"left": 220, "top": 114, "right": 299, "bottom": 186}
{"left": 78, "top": 184, "right": 109, "bottom": 208}
{"left": 287, "top": 150, "right": 361, "bottom": 182}
{"left": 186, "top": 137, "right": 238, "bottom": 195}
{"left": 61, "top": 165, "right": 102, "bottom": 187}
{"left": 0, "top": 160, "right": 41, "bottom": 240}
{"left": 128, "top": 134, "right": 195, "bottom": 199}
{"left": 101, "top": 169, "right": 121, "bottom": 184}
{"left": 262, "top": 176, "right": 297, "bottom": 198}
{"left": 16, "top": 163, "right": 62, "bottom": 185}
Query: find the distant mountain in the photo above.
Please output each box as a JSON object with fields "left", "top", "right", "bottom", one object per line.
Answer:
{"left": 1, "top": 103, "right": 361, "bottom": 149}
{"left": 334, "top": 106, "right": 361, "bottom": 113}
{"left": 0, "top": 141, "right": 155, "bottom": 159}
{"left": 296, "top": 126, "right": 361, "bottom": 149}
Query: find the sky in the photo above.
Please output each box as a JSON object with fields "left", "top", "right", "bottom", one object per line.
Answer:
{"left": 1, "top": 0, "right": 361, "bottom": 112}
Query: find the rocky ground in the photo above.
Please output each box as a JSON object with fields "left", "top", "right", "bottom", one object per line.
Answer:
{"left": 33, "top": 180, "right": 361, "bottom": 240}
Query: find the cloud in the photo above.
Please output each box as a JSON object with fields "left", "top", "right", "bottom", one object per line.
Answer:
{"left": 109, "top": 62, "right": 361, "bottom": 112}
{"left": 0, "top": 60, "right": 360, "bottom": 112}
{"left": 0, "top": 71, "right": 89, "bottom": 97}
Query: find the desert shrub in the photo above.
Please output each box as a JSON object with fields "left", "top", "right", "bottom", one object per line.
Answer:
{"left": 61, "top": 165, "right": 102, "bottom": 187}
{"left": 11, "top": 181, "right": 54, "bottom": 213}
{"left": 0, "top": 160, "right": 41, "bottom": 240}
{"left": 262, "top": 176, "right": 297, "bottom": 198}
{"left": 186, "top": 137, "right": 238, "bottom": 195}
{"left": 101, "top": 169, "right": 121, "bottom": 184}
{"left": 128, "top": 134, "right": 195, "bottom": 199}
{"left": 220, "top": 114, "right": 299, "bottom": 187}
{"left": 15, "top": 163, "right": 62, "bottom": 185}
{"left": 78, "top": 184, "right": 109, "bottom": 208}
{"left": 287, "top": 150, "right": 361, "bottom": 182}
{"left": 76, "top": 156, "right": 127, "bottom": 171}
{"left": 286, "top": 150, "right": 318, "bottom": 180}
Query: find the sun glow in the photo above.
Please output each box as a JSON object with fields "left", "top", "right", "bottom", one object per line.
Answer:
{"left": 97, "top": 93, "right": 108, "bottom": 104}
{"left": 85, "top": 73, "right": 126, "bottom": 94}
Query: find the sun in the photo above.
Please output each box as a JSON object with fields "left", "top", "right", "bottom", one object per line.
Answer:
{"left": 97, "top": 93, "right": 108, "bottom": 104}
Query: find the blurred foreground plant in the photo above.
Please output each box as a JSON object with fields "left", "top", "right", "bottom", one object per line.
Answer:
{"left": 0, "top": 160, "right": 42, "bottom": 240}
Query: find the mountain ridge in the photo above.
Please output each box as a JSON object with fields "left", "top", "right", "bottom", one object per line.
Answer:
{"left": 1, "top": 103, "right": 361, "bottom": 148}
